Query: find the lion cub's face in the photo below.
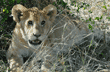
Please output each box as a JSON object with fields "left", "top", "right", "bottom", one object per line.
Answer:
{"left": 12, "top": 4, "right": 57, "bottom": 46}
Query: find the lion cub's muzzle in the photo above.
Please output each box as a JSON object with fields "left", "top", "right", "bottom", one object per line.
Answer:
{"left": 29, "top": 34, "right": 42, "bottom": 45}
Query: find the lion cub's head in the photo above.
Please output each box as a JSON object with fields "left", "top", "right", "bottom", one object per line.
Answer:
{"left": 12, "top": 4, "right": 57, "bottom": 47}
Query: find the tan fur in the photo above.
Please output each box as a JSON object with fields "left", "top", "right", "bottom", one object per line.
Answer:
{"left": 7, "top": 4, "right": 88, "bottom": 72}
{"left": 7, "top": 4, "right": 57, "bottom": 72}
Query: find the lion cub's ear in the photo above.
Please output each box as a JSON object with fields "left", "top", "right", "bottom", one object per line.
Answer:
{"left": 12, "top": 4, "right": 27, "bottom": 22}
{"left": 43, "top": 4, "right": 57, "bottom": 21}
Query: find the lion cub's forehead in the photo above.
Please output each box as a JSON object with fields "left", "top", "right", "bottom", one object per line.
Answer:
{"left": 26, "top": 8, "right": 43, "bottom": 21}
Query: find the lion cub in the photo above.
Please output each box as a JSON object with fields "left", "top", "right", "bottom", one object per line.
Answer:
{"left": 6, "top": 4, "right": 57, "bottom": 72}
{"left": 7, "top": 3, "right": 84, "bottom": 72}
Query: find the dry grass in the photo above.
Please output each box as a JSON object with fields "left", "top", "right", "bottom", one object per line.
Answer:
{"left": 0, "top": 0, "right": 110, "bottom": 72}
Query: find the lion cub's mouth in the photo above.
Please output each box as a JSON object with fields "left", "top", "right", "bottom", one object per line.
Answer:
{"left": 29, "top": 39, "right": 42, "bottom": 45}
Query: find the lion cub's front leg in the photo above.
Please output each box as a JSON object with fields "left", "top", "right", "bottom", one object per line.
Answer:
{"left": 7, "top": 50, "right": 24, "bottom": 72}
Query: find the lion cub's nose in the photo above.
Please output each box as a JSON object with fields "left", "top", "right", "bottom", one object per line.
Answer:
{"left": 33, "top": 33, "right": 41, "bottom": 38}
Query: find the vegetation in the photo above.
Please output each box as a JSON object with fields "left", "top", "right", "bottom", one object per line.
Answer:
{"left": 0, "top": 0, "right": 110, "bottom": 72}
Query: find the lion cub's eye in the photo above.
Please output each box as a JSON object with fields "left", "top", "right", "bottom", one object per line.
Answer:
{"left": 28, "top": 21, "right": 33, "bottom": 26}
{"left": 41, "top": 20, "right": 45, "bottom": 26}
